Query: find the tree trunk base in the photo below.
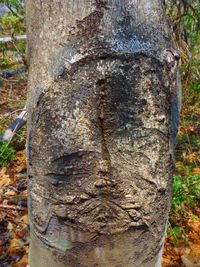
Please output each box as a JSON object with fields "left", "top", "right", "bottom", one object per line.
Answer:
{"left": 29, "top": 228, "right": 163, "bottom": 267}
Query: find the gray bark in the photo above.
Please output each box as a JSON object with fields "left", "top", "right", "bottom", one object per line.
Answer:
{"left": 26, "top": 1, "right": 180, "bottom": 266}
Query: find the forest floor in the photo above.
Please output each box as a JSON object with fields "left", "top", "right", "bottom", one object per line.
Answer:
{"left": 0, "top": 76, "right": 199, "bottom": 267}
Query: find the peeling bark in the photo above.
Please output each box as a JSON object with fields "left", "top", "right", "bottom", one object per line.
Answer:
{"left": 26, "top": 1, "right": 180, "bottom": 266}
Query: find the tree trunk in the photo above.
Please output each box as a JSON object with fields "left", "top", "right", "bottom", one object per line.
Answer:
{"left": 26, "top": 1, "right": 180, "bottom": 266}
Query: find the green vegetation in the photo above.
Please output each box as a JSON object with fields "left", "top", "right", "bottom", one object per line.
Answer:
{"left": 165, "top": 0, "right": 200, "bottom": 247}
{"left": 0, "top": 0, "right": 26, "bottom": 68}
{"left": 172, "top": 173, "right": 200, "bottom": 211}
{"left": 0, "top": 127, "right": 26, "bottom": 167}
{"left": 0, "top": 140, "right": 15, "bottom": 167}
{"left": 0, "top": 0, "right": 26, "bottom": 167}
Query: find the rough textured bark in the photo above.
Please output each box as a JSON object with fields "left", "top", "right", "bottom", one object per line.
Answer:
{"left": 26, "top": 1, "right": 180, "bottom": 266}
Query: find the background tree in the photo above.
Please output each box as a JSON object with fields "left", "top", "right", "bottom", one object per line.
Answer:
{"left": 25, "top": 1, "right": 181, "bottom": 267}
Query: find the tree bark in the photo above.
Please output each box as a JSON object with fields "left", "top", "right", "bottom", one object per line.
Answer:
{"left": 26, "top": 1, "right": 180, "bottom": 266}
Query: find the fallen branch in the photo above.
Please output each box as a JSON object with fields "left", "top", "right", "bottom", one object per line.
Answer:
{"left": 0, "top": 108, "right": 27, "bottom": 143}
{"left": 0, "top": 66, "right": 28, "bottom": 79}
{"left": 0, "top": 108, "right": 26, "bottom": 123}
{"left": 0, "top": 35, "right": 26, "bottom": 43}
{"left": 0, "top": 204, "right": 25, "bottom": 211}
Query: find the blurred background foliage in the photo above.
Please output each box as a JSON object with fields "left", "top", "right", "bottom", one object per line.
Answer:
{"left": 164, "top": 0, "right": 200, "bottom": 250}
{"left": 0, "top": 0, "right": 25, "bottom": 69}
{"left": 0, "top": 0, "right": 199, "bottom": 249}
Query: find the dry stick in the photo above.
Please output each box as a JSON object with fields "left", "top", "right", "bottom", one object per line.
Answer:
{"left": 0, "top": 109, "right": 25, "bottom": 123}
{"left": 0, "top": 108, "right": 27, "bottom": 143}
{"left": 0, "top": 35, "right": 26, "bottom": 43}
{"left": 0, "top": 66, "right": 28, "bottom": 79}
{"left": 0, "top": 204, "right": 25, "bottom": 211}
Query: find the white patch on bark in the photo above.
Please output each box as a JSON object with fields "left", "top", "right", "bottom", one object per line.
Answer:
{"left": 111, "top": 37, "right": 152, "bottom": 54}
{"left": 94, "top": 247, "right": 106, "bottom": 264}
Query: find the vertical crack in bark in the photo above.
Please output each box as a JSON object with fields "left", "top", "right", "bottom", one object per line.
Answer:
{"left": 98, "top": 79, "right": 111, "bottom": 167}
{"left": 96, "top": 78, "right": 115, "bottom": 224}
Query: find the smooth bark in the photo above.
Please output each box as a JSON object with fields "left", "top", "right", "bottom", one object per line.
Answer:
{"left": 26, "top": 1, "right": 180, "bottom": 266}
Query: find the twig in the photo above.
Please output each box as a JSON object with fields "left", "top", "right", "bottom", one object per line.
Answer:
{"left": 6, "top": 4, "right": 19, "bottom": 17}
{"left": 0, "top": 66, "right": 28, "bottom": 79}
{"left": 0, "top": 108, "right": 26, "bottom": 123}
{"left": 9, "top": 39, "right": 27, "bottom": 66}
{"left": 0, "top": 204, "right": 25, "bottom": 211}
{"left": 0, "top": 35, "right": 26, "bottom": 43}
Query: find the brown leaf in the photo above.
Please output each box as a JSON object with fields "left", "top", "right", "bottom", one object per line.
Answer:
{"left": 8, "top": 238, "right": 25, "bottom": 255}
{"left": 20, "top": 214, "right": 29, "bottom": 225}
{"left": 192, "top": 168, "right": 200, "bottom": 175}
{"left": 181, "top": 255, "right": 200, "bottom": 267}
{"left": 0, "top": 168, "right": 11, "bottom": 187}
{"left": 13, "top": 255, "right": 28, "bottom": 267}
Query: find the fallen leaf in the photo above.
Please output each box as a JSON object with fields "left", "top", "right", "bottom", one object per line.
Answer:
{"left": 0, "top": 168, "right": 11, "bottom": 187}
{"left": 192, "top": 168, "right": 200, "bottom": 174}
{"left": 13, "top": 255, "right": 28, "bottom": 267}
{"left": 8, "top": 238, "right": 25, "bottom": 255}
{"left": 181, "top": 255, "right": 200, "bottom": 267}
{"left": 5, "top": 190, "right": 16, "bottom": 196}
{"left": 20, "top": 214, "right": 29, "bottom": 225}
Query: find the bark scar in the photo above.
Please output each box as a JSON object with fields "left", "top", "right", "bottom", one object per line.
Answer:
{"left": 96, "top": 79, "right": 112, "bottom": 190}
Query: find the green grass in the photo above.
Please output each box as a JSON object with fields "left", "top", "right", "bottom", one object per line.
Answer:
{"left": 172, "top": 173, "right": 200, "bottom": 211}
{"left": 0, "top": 140, "right": 16, "bottom": 167}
